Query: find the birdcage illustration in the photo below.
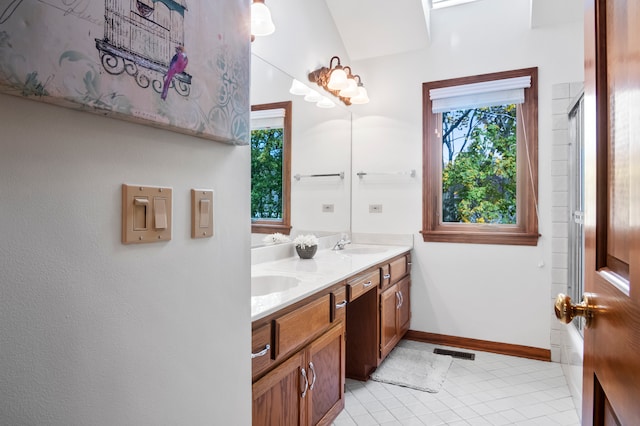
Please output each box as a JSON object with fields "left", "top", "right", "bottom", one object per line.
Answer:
{"left": 95, "top": 0, "right": 192, "bottom": 97}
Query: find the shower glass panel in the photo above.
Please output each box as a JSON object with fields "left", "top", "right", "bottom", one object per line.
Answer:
{"left": 567, "top": 94, "right": 585, "bottom": 334}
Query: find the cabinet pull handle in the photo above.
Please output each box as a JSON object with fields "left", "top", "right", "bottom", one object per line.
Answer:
{"left": 398, "top": 291, "right": 404, "bottom": 308}
{"left": 363, "top": 281, "right": 373, "bottom": 287}
{"left": 335, "top": 300, "right": 347, "bottom": 309}
{"left": 250, "top": 344, "right": 270, "bottom": 359}
{"left": 396, "top": 292, "right": 401, "bottom": 309}
{"left": 383, "top": 274, "right": 391, "bottom": 280}
{"left": 309, "top": 362, "right": 317, "bottom": 390}
{"left": 301, "top": 368, "right": 309, "bottom": 398}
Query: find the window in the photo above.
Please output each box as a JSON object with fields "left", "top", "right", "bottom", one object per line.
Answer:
{"left": 251, "top": 101, "right": 292, "bottom": 234}
{"left": 421, "top": 68, "right": 539, "bottom": 245}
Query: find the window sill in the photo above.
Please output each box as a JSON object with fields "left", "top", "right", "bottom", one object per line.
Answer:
{"left": 251, "top": 223, "right": 292, "bottom": 235}
{"left": 420, "top": 230, "right": 540, "bottom": 246}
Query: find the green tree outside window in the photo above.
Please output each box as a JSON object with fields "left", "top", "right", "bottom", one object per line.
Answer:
{"left": 251, "top": 128, "right": 283, "bottom": 220}
{"left": 441, "top": 104, "right": 517, "bottom": 224}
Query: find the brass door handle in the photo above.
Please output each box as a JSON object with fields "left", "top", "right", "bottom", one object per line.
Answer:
{"left": 554, "top": 293, "right": 596, "bottom": 327}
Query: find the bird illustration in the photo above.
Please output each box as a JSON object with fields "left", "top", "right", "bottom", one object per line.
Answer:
{"left": 161, "top": 46, "right": 188, "bottom": 101}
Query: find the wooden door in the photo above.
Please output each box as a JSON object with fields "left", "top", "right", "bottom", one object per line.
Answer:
{"left": 380, "top": 283, "right": 399, "bottom": 360}
{"left": 306, "top": 324, "right": 345, "bottom": 426}
{"left": 252, "top": 351, "right": 306, "bottom": 426}
{"left": 582, "top": 0, "right": 640, "bottom": 424}
{"left": 397, "top": 277, "right": 411, "bottom": 336}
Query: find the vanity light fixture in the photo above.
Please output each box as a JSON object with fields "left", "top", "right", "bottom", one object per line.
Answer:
{"left": 316, "top": 97, "right": 336, "bottom": 108}
{"left": 289, "top": 79, "right": 335, "bottom": 108}
{"left": 289, "top": 79, "right": 310, "bottom": 96}
{"left": 251, "top": 0, "right": 275, "bottom": 40}
{"left": 303, "top": 89, "right": 323, "bottom": 103}
{"left": 308, "top": 56, "right": 369, "bottom": 105}
{"left": 350, "top": 75, "right": 370, "bottom": 105}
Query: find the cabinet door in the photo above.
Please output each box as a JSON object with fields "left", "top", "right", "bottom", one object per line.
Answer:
{"left": 307, "top": 323, "right": 345, "bottom": 426}
{"left": 380, "top": 283, "right": 399, "bottom": 360}
{"left": 252, "top": 351, "right": 307, "bottom": 426}
{"left": 397, "top": 276, "right": 411, "bottom": 336}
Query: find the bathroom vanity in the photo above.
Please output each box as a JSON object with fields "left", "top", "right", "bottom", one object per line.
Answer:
{"left": 251, "top": 244, "right": 411, "bottom": 426}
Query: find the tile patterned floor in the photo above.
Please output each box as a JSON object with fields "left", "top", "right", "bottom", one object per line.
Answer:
{"left": 332, "top": 340, "right": 580, "bottom": 426}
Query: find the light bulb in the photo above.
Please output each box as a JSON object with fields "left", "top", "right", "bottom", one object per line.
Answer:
{"left": 251, "top": 2, "right": 275, "bottom": 36}
{"left": 339, "top": 78, "right": 359, "bottom": 97}
{"left": 350, "top": 86, "right": 369, "bottom": 104}
{"left": 304, "top": 89, "right": 323, "bottom": 103}
{"left": 327, "top": 67, "right": 348, "bottom": 90}
{"left": 317, "top": 97, "right": 336, "bottom": 108}
{"left": 289, "top": 79, "right": 309, "bottom": 96}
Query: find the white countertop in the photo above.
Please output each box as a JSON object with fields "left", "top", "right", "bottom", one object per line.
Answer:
{"left": 251, "top": 244, "right": 411, "bottom": 321}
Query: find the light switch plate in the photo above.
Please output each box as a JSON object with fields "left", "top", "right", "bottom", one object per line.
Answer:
{"left": 191, "top": 189, "right": 214, "bottom": 239}
{"left": 122, "top": 184, "right": 172, "bottom": 244}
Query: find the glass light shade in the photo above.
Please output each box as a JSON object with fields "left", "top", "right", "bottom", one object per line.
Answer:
{"left": 251, "top": 2, "right": 275, "bottom": 36}
{"left": 304, "top": 89, "right": 323, "bottom": 103}
{"left": 327, "top": 67, "right": 348, "bottom": 90}
{"left": 317, "top": 97, "right": 336, "bottom": 108}
{"left": 350, "top": 86, "right": 370, "bottom": 104}
{"left": 289, "top": 79, "right": 309, "bottom": 96}
{"left": 339, "top": 78, "right": 359, "bottom": 97}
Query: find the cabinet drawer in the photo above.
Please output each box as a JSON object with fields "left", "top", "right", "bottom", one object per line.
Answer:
{"left": 274, "top": 294, "right": 331, "bottom": 360}
{"left": 347, "top": 270, "right": 379, "bottom": 302}
{"left": 251, "top": 323, "right": 273, "bottom": 380}
{"left": 331, "top": 286, "right": 347, "bottom": 323}
{"left": 389, "top": 256, "right": 407, "bottom": 282}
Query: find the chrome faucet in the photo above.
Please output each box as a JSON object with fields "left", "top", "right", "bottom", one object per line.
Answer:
{"left": 332, "top": 238, "right": 351, "bottom": 250}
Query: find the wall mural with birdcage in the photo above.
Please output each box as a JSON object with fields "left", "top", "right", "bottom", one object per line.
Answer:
{"left": 0, "top": 0, "right": 250, "bottom": 145}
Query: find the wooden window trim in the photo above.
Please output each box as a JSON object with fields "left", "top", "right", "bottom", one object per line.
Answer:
{"left": 251, "top": 101, "right": 292, "bottom": 235}
{"left": 421, "top": 68, "right": 539, "bottom": 246}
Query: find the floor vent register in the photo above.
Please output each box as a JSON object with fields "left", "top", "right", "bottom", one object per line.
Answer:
{"left": 433, "top": 348, "right": 476, "bottom": 360}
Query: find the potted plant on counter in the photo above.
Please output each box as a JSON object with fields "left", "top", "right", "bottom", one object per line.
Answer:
{"left": 293, "top": 234, "right": 319, "bottom": 259}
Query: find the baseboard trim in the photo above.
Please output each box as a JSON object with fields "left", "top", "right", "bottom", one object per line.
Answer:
{"left": 405, "top": 330, "right": 551, "bottom": 362}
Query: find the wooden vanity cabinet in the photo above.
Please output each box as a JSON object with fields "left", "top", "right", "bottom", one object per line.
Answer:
{"left": 252, "top": 323, "right": 345, "bottom": 426}
{"left": 380, "top": 275, "right": 411, "bottom": 360}
{"left": 252, "top": 284, "right": 345, "bottom": 426}
{"left": 345, "top": 269, "right": 379, "bottom": 380}
{"left": 251, "top": 250, "right": 411, "bottom": 424}
{"left": 253, "top": 350, "right": 305, "bottom": 426}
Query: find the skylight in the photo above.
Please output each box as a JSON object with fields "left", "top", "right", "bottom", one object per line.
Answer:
{"left": 432, "top": 0, "right": 480, "bottom": 9}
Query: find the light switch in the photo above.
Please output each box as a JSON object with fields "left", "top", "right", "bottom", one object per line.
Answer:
{"left": 199, "top": 199, "right": 210, "bottom": 228}
{"left": 154, "top": 197, "right": 168, "bottom": 229}
{"left": 191, "top": 189, "right": 214, "bottom": 239}
{"left": 122, "top": 184, "right": 172, "bottom": 244}
{"left": 133, "top": 197, "right": 149, "bottom": 230}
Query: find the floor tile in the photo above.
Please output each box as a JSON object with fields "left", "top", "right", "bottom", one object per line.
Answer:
{"left": 332, "top": 341, "right": 580, "bottom": 426}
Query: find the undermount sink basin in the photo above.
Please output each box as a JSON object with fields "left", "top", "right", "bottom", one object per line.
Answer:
{"left": 252, "top": 275, "right": 301, "bottom": 296}
{"left": 340, "top": 247, "right": 387, "bottom": 255}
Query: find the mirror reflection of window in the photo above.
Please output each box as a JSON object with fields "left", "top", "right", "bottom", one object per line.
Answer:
{"left": 250, "top": 101, "right": 292, "bottom": 235}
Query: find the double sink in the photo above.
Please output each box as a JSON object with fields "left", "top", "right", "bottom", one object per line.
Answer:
{"left": 251, "top": 244, "right": 409, "bottom": 321}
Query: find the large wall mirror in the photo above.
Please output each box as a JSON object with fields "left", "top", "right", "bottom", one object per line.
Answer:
{"left": 250, "top": 54, "right": 352, "bottom": 247}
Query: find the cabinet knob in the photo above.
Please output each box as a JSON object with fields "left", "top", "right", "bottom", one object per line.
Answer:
{"left": 383, "top": 274, "right": 391, "bottom": 280}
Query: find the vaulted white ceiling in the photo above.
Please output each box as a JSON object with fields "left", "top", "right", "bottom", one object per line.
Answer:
{"left": 324, "top": 0, "right": 583, "bottom": 62}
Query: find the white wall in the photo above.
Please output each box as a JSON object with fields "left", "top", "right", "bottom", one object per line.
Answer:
{"left": 349, "top": 0, "right": 584, "bottom": 349}
{"left": 251, "top": 0, "right": 350, "bottom": 89}
{"left": 0, "top": 95, "right": 251, "bottom": 425}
